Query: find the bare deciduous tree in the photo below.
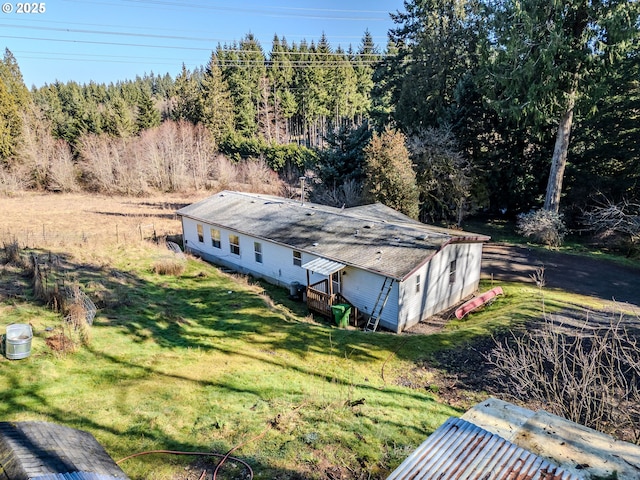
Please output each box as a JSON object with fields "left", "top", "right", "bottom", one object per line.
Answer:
{"left": 79, "top": 121, "right": 214, "bottom": 194}
{"left": 237, "top": 158, "right": 283, "bottom": 194}
{"left": 583, "top": 198, "right": 640, "bottom": 256}
{"left": 0, "top": 165, "right": 26, "bottom": 195}
{"left": 406, "top": 126, "right": 476, "bottom": 225}
{"left": 309, "top": 178, "right": 363, "bottom": 208}
{"left": 487, "top": 313, "right": 640, "bottom": 442}
{"left": 18, "top": 107, "right": 78, "bottom": 192}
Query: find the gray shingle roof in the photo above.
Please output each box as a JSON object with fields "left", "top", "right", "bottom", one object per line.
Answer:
{"left": 0, "top": 422, "right": 129, "bottom": 480}
{"left": 177, "top": 191, "right": 489, "bottom": 280}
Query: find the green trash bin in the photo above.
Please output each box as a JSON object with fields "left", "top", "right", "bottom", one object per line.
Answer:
{"left": 331, "top": 303, "right": 351, "bottom": 328}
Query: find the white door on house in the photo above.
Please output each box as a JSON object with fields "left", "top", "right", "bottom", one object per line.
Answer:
{"left": 332, "top": 271, "right": 342, "bottom": 294}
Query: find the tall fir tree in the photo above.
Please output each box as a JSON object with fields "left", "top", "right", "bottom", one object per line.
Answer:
{"left": 201, "top": 52, "right": 234, "bottom": 143}
{"left": 171, "top": 64, "right": 203, "bottom": 124}
{"left": 135, "top": 87, "right": 161, "bottom": 132}
{"left": 104, "top": 97, "right": 136, "bottom": 137}
{"left": 329, "top": 46, "right": 358, "bottom": 126}
{"left": 568, "top": 50, "right": 640, "bottom": 207}
{"left": 268, "top": 35, "right": 297, "bottom": 142}
{"left": 387, "top": 0, "right": 482, "bottom": 131}
{"left": 0, "top": 49, "right": 30, "bottom": 160}
{"left": 352, "top": 30, "right": 379, "bottom": 122}
{"left": 0, "top": 49, "right": 30, "bottom": 109}
{"left": 363, "top": 126, "right": 419, "bottom": 219}
{"left": 0, "top": 80, "right": 21, "bottom": 161}
{"left": 219, "top": 35, "right": 266, "bottom": 137}
{"left": 487, "top": 0, "right": 640, "bottom": 212}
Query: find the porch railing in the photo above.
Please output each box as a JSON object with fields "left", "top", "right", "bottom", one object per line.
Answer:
{"left": 306, "top": 279, "right": 359, "bottom": 325}
{"left": 307, "top": 279, "right": 334, "bottom": 317}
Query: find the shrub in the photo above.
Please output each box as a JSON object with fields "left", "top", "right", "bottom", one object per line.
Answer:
{"left": 219, "top": 133, "right": 316, "bottom": 172}
{"left": 310, "top": 178, "right": 363, "bottom": 208}
{"left": 2, "top": 239, "right": 21, "bottom": 265}
{"left": 517, "top": 209, "right": 566, "bottom": 246}
{"left": 264, "top": 143, "right": 316, "bottom": 171}
{"left": 487, "top": 312, "right": 640, "bottom": 442}
{"left": 152, "top": 256, "right": 186, "bottom": 276}
{"left": 583, "top": 198, "right": 640, "bottom": 257}
{"left": 65, "top": 300, "right": 92, "bottom": 346}
{"left": 0, "top": 165, "right": 27, "bottom": 196}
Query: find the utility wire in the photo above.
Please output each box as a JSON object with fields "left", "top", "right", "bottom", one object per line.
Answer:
{"left": 1, "top": 24, "right": 386, "bottom": 57}
{"left": 13, "top": 16, "right": 388, "bottom": 42}
{"left": 61, "top": 0, "right": 391, "bottom": 21}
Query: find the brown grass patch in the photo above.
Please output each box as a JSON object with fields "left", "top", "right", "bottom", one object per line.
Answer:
{"left": 152, "top": 256, "right": 186, "bottom": 275}
{"left": 45, "top": 330, "right": 76, "bottom": 354}
{"left": 2, "top": 239, "right": 21, "bottom": 265}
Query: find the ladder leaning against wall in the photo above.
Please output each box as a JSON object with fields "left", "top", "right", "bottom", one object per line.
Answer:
{"left": 364, "top": 277, "right": 394, "bottom": 332}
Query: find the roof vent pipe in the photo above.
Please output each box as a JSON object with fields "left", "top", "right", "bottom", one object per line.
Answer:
{"left": 299, "top": 176, "right": 306, "bottom": 206}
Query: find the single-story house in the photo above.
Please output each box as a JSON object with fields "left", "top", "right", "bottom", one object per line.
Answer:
{"left": 177, "top": 191, "right": 490, "bottom": 333}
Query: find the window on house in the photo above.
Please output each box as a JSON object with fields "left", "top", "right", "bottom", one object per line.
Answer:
{"left": 197, "top": 224, "right": 204, "bottom": 243}
{"left": 210, "top": 228, "right": 221, "bottom": 248}
{"left": 449, "top": 259, "right": 457, "bottom": 284}
{"left": 416, "top": 274, "right": 421, "bottom": 293}
{"left": 229, "top": 234, "right": 240, "bottom": 255}
{"left": 293, "top": 250, "right": 302, "bottom": 266}
{"left": 254, "top": 242, "right": 263, "bottom": 263}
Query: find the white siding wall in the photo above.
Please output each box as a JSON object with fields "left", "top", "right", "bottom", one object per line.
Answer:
{"left": 339, "top": 267, "right": 400, "bottom": 331}
{"left": 398, "top": 243, "right": 484, "bottom": 332}
{"left": 182, "top": 216, "right": 401, "bottom": 328}
{"left": 182, "top": 216, "right": 484, "bottom": 333}
{"left": 181, "top": 217, "right": 323, "bottom": 286}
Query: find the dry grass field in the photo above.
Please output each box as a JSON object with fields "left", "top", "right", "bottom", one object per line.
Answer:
{"left": 1, "top": 192, "right": 209, "bottom": 250}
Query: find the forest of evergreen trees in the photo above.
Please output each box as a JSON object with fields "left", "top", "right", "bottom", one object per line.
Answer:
{"left": 1, "top": 0, "right": 638, "bottom": 247}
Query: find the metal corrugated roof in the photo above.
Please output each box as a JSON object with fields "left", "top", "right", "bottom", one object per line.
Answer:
{"left": 387, "top": 417, "right": 584, "bottom": 480}
{"left": 177, "top": 191, "right": 489, "bottom": 280}
{"left": 301, "top": 258, "right": 346, "bottom": 276}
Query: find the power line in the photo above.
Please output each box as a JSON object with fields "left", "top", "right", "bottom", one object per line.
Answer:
{"left": 16, "top": 16, "right": 389, "bottom": 42}
{"left": 14, "top": 54, "right": 187, "bottom": 67}
{"left": 13, "top": 49, "right": 187, "bottom": 62}
{"left": 1, "top": 23, "right": 225, "bottom": 43}
{"left": 0, "top": 23, "right": 384, "bottom": 44}
{"left": 2, "top": 24, "right": 386, "bottom": 55}
{"left": 0, "top": 34, "right": 216, "bottom": 51}
{"left": 2, "top": 33, "right": 387, "bottom": 60}
{"left": 61, "top": 0, "right": 392, "bottom": 21}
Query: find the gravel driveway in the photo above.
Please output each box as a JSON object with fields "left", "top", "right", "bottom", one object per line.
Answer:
{"left": 481, "top": 244, "right": 640, "bottom": 307}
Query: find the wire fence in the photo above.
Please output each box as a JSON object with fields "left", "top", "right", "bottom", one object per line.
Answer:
{"left": 1, "top": 222, "right": 174, "bottom": 250}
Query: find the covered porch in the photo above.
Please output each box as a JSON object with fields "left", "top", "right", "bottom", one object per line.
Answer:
{"left": 302, "top": 258, "right": 359, "bottom": 326}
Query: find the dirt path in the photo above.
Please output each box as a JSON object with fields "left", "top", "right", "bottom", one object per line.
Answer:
{"left": 481, "top": 244, "right": 640, "bottom": 307}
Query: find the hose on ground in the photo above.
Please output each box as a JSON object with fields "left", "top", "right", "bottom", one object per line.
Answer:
{"left": 116, "top": 449, "right": 254, "bottom": 479}
{"left": 116, "top": 403, "right": 307, "bottom": 479}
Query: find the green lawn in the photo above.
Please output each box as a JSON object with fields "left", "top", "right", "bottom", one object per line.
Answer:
{"left": 0, "top": 242, "right": 613, "bottom": 479}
